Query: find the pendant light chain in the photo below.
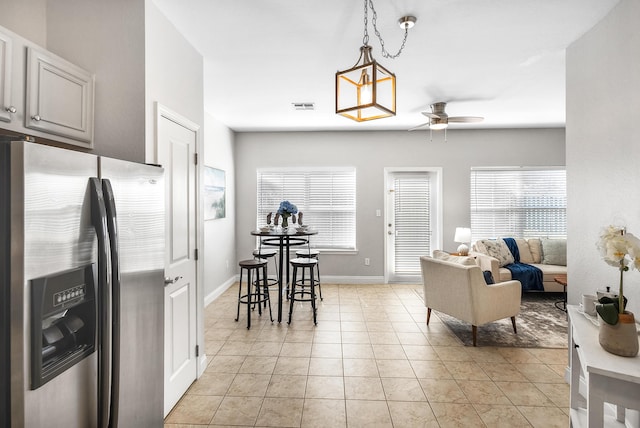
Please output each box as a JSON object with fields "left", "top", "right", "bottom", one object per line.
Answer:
{"left": 362, "top": 0, "right": 370, "bottom": 46}
{"left": 363, "top": 0, "right": 410, "bottom": 59}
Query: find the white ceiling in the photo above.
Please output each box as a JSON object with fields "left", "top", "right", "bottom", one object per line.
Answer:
{"left": 152, "top": 0, "right": 619, "bottom": 132}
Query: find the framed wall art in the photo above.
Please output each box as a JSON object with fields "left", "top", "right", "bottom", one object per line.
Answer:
{"left": 204, "top": 166, "right": 226, "bottom": 220}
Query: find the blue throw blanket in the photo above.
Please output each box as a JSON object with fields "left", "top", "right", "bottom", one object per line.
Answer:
{"left": 502, "top": 238, "right": 544, "bottom": 291}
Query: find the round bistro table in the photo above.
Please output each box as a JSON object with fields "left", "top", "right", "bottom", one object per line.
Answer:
{"left": 251, "top": 228, "right": 318, "bottom": 322}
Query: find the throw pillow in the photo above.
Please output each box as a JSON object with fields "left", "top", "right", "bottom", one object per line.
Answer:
{"left": 483, "top": 270, "right": 495, "bottom": 284}
{"left": 528, "top": 238, "right": 542, "bottom": 263}
{"left": 432, "top": 250, "right": 477, "bottom": 266}
{"left": 473, "top": 239, "right": 487, "bottom": 254}
{"left": 515, "top": 238, "right": 534, "bottom": 264}
{"left": 541, "top": 238, "right": 567, "bottom": 266}
{"left": 476, "top": 239, "right": 515, "bottom": 267}
{"left": 432, "top": 249, "right": 450, "bottom": 260}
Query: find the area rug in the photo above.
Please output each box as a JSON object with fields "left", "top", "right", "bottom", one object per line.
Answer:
{"left": 431, "top": 292, "right": 568, "bottom": 348}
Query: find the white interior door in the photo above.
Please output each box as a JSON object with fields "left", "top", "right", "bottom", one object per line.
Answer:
{"left": 385, "top": 169, "right": 442, "bottom": 283}
{"left": 158, "top": 108, "right": 199, "bottom": 416}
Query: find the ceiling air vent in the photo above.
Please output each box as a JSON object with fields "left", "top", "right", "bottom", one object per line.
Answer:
{"left": 292, "top": 102, "right": 315, "bottom": 111}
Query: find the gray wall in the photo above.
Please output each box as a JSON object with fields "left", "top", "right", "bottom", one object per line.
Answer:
{"left": 145, "top": 0, "right": 204, "bottom": 164}
{"left": 203, "top": 113, "right": 236, "bottom": 302}
{"left": 235, "top": 128, "right": 565, "bottom": 280}
{"left": 0, "top": 0, "right": 47, "bottom": 46}
{"left": 46, "top": 0, "right": 146, "bottom": 162}
{"left": 567, "top": 0, "right": 640, "bottom": 316}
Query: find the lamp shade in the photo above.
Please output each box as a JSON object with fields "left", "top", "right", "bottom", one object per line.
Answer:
{"left": 454, "top": 227, "right": 471, "bottom": 243}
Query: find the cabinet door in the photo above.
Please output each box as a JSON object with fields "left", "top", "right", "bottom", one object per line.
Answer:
{"left": 25, "top": 46, "right": 94, "bottom": 147}
{"left": 0, "top": 30, "right": 14, "bottom": 123}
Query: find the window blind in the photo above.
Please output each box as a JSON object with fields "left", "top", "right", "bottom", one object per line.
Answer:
{"left": 257, "top": 168, "right": 356, "bottom": 250}
{"left": 470, "top": 167, "right": 566, "bottom": 240}
{"left": 393, "top": 173, "right": 431, "bottom": 275}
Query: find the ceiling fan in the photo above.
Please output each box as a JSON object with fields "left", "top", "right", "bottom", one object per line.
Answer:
{"left": 409, "top": 102, "right": 484, "bottom": 140}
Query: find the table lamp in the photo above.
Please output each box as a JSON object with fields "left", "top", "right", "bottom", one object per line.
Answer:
{"left": 454, "top": 227, "right": 472, "bottom": 256}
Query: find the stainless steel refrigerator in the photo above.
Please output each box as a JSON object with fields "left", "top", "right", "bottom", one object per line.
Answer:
{"left": 0, "top": 139, "right": 165, "bottom": 427}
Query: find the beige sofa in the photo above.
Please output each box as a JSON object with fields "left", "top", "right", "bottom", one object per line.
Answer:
{"left": 470, "top": 238, "right": 567, "bottom": 292}
{"left": 420, "top": 251, "right": 521, "bottom": 346}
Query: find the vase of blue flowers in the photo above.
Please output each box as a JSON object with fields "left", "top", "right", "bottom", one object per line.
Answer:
{"left": 278, "top": 200, "right": 298, "bottom": 229}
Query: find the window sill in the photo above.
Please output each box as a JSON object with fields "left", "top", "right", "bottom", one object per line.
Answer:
{"left": 311, "top": 248, "right": 358, "bottom": 255}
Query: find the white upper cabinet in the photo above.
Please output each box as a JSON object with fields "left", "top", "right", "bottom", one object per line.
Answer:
{"left": 0, "top": 25, "right": 95, "bottom": 148}
{"left": 25, "top": 46, "right": 95, "bottom": 146}
{"left": 0, "top": 30, "right": 15, "bottom": 123}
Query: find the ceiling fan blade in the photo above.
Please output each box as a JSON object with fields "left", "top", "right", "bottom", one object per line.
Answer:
{"left": 421, "top": 112, "right": 441, "bottom": 119}
{"left": 448, "top": 116, "right": 484, "bottom": 123}
{"left": 408, "top": 123, "right": 430, "bottom": 131}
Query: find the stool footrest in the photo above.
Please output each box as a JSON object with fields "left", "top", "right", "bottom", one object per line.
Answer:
{"left": 239, "top": 293, "right": 271, "bottom": 306}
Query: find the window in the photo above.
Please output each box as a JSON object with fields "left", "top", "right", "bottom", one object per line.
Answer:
{"left": 470, "top": 167, "right": 566, "bottom": 240}
{"left": 257, "top": 167, "right": 356, "bottom": 250}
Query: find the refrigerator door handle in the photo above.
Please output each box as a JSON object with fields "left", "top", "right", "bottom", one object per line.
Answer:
{"left": 102, "top": 179, "right": 121, "bottom": 428}
{"left": 89, "top": 178, "right": 112, "bottom": 428}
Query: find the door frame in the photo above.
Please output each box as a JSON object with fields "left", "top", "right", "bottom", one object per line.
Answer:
{"left": 155, "top": 103, "right": 206, "bottom": 377}
{"left": 383, "top": 167, "right": 443, "bottom": 283}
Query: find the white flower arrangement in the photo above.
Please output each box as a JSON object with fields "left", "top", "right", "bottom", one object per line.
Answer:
{"left": 596, "top": 225, "right": 640, "bottom": 322}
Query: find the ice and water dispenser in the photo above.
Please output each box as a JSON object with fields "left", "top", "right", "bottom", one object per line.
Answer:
{"left": 30, "top": 264, "right": 96, "bottom": 389}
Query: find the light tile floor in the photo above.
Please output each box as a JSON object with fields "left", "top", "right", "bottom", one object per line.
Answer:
{"left": 164, "top": 283, "right": 570, "bottom": 427}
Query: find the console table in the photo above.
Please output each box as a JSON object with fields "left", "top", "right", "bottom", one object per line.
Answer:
{"left": 568, "top": 305, "right": 640, "bottom": 427}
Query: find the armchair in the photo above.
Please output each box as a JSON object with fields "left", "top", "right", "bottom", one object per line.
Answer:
{"left": 420, "top": 251, "right": 522, "bottom": 346}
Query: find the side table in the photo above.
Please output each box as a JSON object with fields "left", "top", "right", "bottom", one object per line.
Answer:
{"left": 554, "top": 275, "right": 567, "bottom": 311}
{"left": 568, "top": 305, "right": 640, "bottom": 427}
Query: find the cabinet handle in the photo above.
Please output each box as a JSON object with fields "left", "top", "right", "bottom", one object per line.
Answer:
{"left": 31, "top": 115, "right": 41, "bottom": 121}
{"left": 5, "top": 106, "right": 16, "bottom": 114}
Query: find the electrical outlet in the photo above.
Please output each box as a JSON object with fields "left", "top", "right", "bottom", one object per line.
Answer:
{"left": 376, "top": 209, "right": 381, "bottom": 217}
{"left": 226, "top": 260, "right": 229, "bottom": 269}
{"left": 364, "top": 258, "right": 370, "bottom": 266}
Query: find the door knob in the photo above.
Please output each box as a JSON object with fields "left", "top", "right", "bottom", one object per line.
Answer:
{"left": 164, "top": 276, "right": 182, "bottom": 285}
{"left": 31, "top": 114, "right": 41, "bottom": 121}
{"left": 5, "top": 106, "right": 16, "bottom": 114}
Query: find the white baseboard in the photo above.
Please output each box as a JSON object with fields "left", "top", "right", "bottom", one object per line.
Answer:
{"left": 204, "top": 276, "right": 237, "bottom": 307}
{"left": 197, "top": 354, "right": 208, "bottom": 377}
{"left": 320, "top": 275, "right": 386, "bottom": 284}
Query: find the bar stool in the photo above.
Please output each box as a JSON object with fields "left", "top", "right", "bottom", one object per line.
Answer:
{"left": 253, "top": 248, "right": 278, "bottom": 290}
{"left": 235, "top": 259, "right": 272, "bottom": 329}
{"left": 295, "top": 248, "right": 323, "bottom": 300}
{"left": 288, "top": 258, "right": 319, "bottom": 325}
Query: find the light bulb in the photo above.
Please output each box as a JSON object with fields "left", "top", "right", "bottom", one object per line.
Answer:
{"left": 359, "top": 70, "right": 371, "bottom": 103}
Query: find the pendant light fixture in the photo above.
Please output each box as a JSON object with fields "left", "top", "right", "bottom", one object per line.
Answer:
{"left": 336, "top": 0, "right": 416, "bottom": 122}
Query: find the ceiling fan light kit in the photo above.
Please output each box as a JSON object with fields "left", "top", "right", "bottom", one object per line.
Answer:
{"left": 429, "top": 120, "right": 448, "bottom": 131}
{"left": 409, "top": 101, "right": 484, "bottom": 140}
{"left": 335, "top": 0, "right": 416, "bottom": 122}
